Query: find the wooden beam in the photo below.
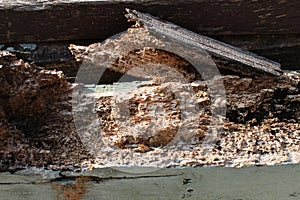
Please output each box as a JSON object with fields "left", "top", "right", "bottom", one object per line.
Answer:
{"left": 1, "top": 0, "right": 300, "bottom": 43}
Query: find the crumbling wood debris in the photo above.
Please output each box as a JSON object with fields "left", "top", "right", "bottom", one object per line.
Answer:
{"left": 0, "top": 9, "right": 299, "bottom": 170}
{"left": 70, "top": 64, "right": 299, "bottom": 167}
{"left": 0, "top": 51, "right": 91, "bottom": 171}
{"left": 69, "top": 10, "right": 299, "bottom": 168}
{"left": 1, "top": 49, "right": 299, "bottom": 170}
{"left": 91, "top": 71, "right": 299, "bottom": 148}
{"left": 125, "top": 9, "right": 283, "bottom": 77}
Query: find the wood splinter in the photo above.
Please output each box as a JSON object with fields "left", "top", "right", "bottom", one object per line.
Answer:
{"left": 125, "top": 8, "right": 283, "bottom": 77}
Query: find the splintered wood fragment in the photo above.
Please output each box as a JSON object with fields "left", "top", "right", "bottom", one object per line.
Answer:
{"left": 125, "top": 9, "right": 283, "bottom": 76}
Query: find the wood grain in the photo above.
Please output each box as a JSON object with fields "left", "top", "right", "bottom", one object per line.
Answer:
{"left": 0, "top": 0, "right": 300, "bottom": 43}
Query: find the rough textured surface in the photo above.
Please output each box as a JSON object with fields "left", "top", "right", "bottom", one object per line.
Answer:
{"left": 81, "top": 75, "right": 300, "bottom": 168}
{"left": 95, "top": 82, "right": 207, "bottom": 151}
{"left": 69, "top": 27, "right": 299, "bottom": 168}
{"left": 0, "top": 51, "right": 91, "bottom": 171}
{"left": 125, "top": 9, "right": 282, "bottom": 76}
{"left": 69, "top": 27, "right": 283, "bottom": 79}
{"left": 0, "top": 26, "right": 299, "bottom": 170}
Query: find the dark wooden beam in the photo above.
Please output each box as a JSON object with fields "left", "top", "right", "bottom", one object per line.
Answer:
{"left": 1, "top": 0, "right": 300, "bottom": 43}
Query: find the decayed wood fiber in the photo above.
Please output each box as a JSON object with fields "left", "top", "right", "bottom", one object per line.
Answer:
{"left": 0, "top": 36, "right": 299, "bottom": 169}
{"left": 70, "top": 33, "right": 299, "bottom": 166}
{"left": 70, "top": 33, "right": 299, "bottom": 168}
{"left": 0, "top": 51, "right": 91, "bottom": 171}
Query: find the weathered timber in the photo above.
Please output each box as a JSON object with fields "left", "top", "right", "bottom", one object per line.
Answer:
{"left": 125, "top": 9, "right": 282, "bottom": 77}
{"left": 72, "top": 72, "right": 300, "bottom": 168}
{"left": 1, "top": 0, "right": 300, "bottom": 42}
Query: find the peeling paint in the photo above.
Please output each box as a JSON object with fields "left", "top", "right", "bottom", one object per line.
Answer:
{"left": 20, "top": 43, "right": 38, "bottom": 51}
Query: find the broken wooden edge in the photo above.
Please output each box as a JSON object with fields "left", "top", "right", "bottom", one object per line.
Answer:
{"left": 125, "top": 9, "right": 283, "bottom": 77}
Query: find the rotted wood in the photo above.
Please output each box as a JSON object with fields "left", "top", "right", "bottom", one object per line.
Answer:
{"left": 70, "top": 10, "right": 283, "bottom": 79}
{"left": 1, "top": 33, "right": 299, "bottom": 170}
{"left": 0, "top": 51, "right": 92, "bottom": 171}
{"left": 0, "top": 6, "right": 299, "bottom": 171}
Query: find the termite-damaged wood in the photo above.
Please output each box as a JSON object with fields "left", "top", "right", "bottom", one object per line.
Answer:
{"left": 67, "top": 34, "right": 300, "bottom": 166}
{"left": 0, "top": 51, "right": 92, "bottom": 171}
{"left": 1, "top": 42, "right": 299, "bottom": 170}
{"left": 69, "top": 21, "right": 299, "bottom": 154}
{"left": 0, "top": 8, "right": 299, "bottom": 170}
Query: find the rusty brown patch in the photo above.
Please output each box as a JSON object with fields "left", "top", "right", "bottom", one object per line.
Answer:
{"left": 52, "top": 177, "right": 91, "bottom": 200}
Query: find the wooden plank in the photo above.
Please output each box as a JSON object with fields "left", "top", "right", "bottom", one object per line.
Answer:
{"left": 0, "top": 0, "right": 300, "bottom": 43}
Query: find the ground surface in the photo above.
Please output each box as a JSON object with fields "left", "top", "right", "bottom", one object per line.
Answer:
{"left": 1, "top": 165, "right": 300, "bottom": 200}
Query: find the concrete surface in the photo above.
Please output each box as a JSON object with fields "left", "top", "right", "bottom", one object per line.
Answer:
{"left": 1, "top": 164, "right": 300, "bottom": 199}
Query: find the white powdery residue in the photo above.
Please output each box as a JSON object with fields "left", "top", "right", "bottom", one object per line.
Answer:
{"left": 288, "top": 152, "right": 300, "bottom": 164}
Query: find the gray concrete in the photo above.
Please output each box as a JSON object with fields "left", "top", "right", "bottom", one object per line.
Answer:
{"left": 1, "top": 165, "right": 300, "bottom": 199}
